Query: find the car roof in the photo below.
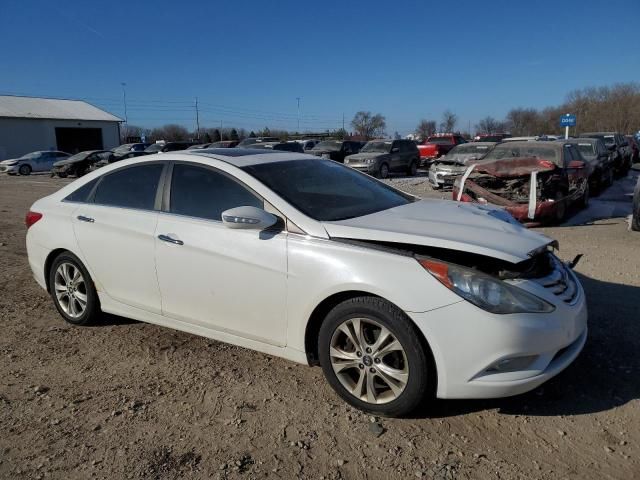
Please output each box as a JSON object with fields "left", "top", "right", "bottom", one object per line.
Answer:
{"left": 581, "top": 132, "right": 617, "bottom": 135}
{"left": 494, "top": 140, "right": 562, "bottom": 150}
{"left": 454, "top": 141, "right": 497, "bottom": 147}
{"left": 179, "top": 148, "right": 314, "bottom": 167}
{"left": 564, "top": 137, "right": 598, "bottom": 144}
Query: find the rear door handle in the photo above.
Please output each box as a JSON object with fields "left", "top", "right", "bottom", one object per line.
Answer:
{"left": 158, "top": 234, "right": 184, "bottom": 246}
{"left": 77, "top": 215, "right": 94, "bottom": 223}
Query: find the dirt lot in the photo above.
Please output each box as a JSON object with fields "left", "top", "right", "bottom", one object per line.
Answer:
{"left": 1, "top": 171, "right": 639, "bottom": 480}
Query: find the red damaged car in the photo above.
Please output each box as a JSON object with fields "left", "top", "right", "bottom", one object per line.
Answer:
{"left": 452, "top": 141, "right": 590, "bottom": 226}
{"left": 418, "top": 134, "right": 466, "bottom": 165}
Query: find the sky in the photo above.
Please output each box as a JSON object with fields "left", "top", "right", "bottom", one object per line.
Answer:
{"left": 1, "top": 0, "right": 639, "bottom": 135}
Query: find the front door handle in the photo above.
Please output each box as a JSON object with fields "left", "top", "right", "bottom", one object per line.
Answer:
{"left": 77, "top": 215, "right": 94, "bottom": 223}
{"left": 158, "top": 234, "right": 184, "bottom": 246}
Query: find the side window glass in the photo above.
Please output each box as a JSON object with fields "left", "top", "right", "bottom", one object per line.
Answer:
{"left": 64, "top": 178, "right": 99, "bottom": 203}
{"left": 169, "top": 164, "right": 263, "bottom": 221}
{"left": 93, "top": 164, "right": 163, "bottom": 210}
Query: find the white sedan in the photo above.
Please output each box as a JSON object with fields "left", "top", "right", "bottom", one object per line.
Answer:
{"left": 25, "top": 149, "right": 587, "bottom": 416}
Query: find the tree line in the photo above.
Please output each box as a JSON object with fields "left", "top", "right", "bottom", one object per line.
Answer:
{"left": 121, "top": 82, "right": 640, "bottom": 144}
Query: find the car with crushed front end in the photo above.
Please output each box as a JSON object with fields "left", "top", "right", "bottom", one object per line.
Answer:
{"left": 51, "top": 150, "right": 113, "bottom": 178}
{"left": 428, "top": 142, "right": 497, "bottom": 189}
{"left": 344, "top": 139, "right": 420, "bottom": 178}
{"left": 26, "top": 148, "right": 587, "bottom": 417}
{"left": 453, "top": 141, "right": 590, "bottom": 225}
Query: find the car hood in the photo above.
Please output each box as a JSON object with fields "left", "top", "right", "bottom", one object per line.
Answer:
{"left": 0, "top": 158, "right": 20, "bottom": 165}
{"left": 53, "top": 157, "right": 88, "bottom": 167}
{"left": 322, "top": 199, "right": 554, "bottom": 264}
{"left": 347, "top": 152, "right": 386, "bottom": 161}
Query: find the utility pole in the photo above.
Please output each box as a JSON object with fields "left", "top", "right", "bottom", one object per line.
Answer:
{"left": 195, "top": 97, "right": 200, "bottom": 140}
{"left": 342, "top": 113, "right": 345, "bottom": 131}
{"left": 296, "top": 97, "right": 301, "bottom": 132}
{"left": 121, "top": 82, "right": 128, "bottom": 141}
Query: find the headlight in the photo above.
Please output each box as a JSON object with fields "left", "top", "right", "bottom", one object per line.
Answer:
{"left": 418, "top": 258, "right": 555, "bottom": 314}
{"left": 4, "top": 160, "right": 18, "bottom": 166}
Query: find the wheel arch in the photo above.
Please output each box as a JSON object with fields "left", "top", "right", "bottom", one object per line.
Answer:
{"left": 304, "top": 291, "right": 438, "bottom": 388}
{"left": 43, "top": 248, "right": 77, "bottom": 293}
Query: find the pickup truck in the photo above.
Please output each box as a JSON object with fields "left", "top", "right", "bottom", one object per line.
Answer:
{"left": 418, "top": 134, "right": 466, "bottom": 165}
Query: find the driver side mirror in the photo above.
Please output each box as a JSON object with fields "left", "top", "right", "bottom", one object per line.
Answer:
{"left": 221, "top": 206, "right": 278, "bottom": 230}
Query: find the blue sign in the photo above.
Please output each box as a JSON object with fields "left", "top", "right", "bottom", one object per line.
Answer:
{"left": 560, "top": 114, "right": 576, "bottom": 127}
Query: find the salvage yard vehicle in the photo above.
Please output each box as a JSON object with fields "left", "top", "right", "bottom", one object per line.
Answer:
{"left": 0, "top": 150, "right": 70, "bottom": 175}
{"left": 453, "top": 141, "right": 590, "bottom": 225}
{"left": 626, "top": 135, "right": 639, "bottom": 164}
{"left": 428, "top": 142, "right": 497, "bottom": 189}
{"left": 237, "top": 137, "right": 281, "bottom": 147}
{"left": 418, "top": 134, "right": 466, "bottom": 164}
{"left": 244, "top": 142, "right": 305, "bottom": 153}
{"left": 26, "top": 149, "right": 588, "bottom": 417}
{"left": 563, "top": 138, "right": 614, "bottom": 193}
{"left": 309, "top": 140, "right": 364, "bottom": 163}
{"left": 581, "top": 132, "right": 631, "bottom": 176}
{"left": 474, "top": 133, "right": 512, "bottom": 142}
{"left": 208, "top": 140, "right": 239, "bottom": 148}
{"left": 344, "top": 139, "right": 420, "bottom": 178}
{"left": 51, "top": 150, "right": 113, "bottom": 178}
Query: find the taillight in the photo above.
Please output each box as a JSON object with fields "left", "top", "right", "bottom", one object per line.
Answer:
{"left": 25, "top": 211, "right": 43, "bottom": 229}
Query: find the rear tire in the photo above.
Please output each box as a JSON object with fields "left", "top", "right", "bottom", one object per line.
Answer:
{"left": 19, "top": 164, "right": 31, "bottom": 175}
{"left": 579, "top": 183, "right": 590, "bottom": 209}
{"left": 48, "top": 252, "right": 100, "bottom": 326}
{"left": 407, "top": 161, "right": 417, "bottom": 176}
{"left": 318, "top": 296, "right": 434, "bottom": 417}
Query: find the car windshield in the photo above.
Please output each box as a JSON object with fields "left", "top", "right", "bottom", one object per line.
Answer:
{"left": 426, "top": 137, "right": 453, "bottom": 145}
{"left": 484, "top": 145, "right": 559, "bottom": 162}
{"left": 19, "top": 152, "right": 42, "bottom": 159}
{"left": 361, "top": 141, "right": 392, "bottom": 153}
{"left": 602, "top": 135, "right": 615, "bottom": 145}
{"left": 66, "top": 152, "right": 91, "bottom": 162}
{"left": 113, "top": 144, "right": 133, "bottom": 154}
{"left": 145, "top": 143, "right": 164, "bottom": 153}
{"left": 242, "top": 159, "right": 413, "bottom": 221}
{"left": 447, "top": 144, "right": 491, "bottom": 157}
{"left": 312, "top": 140, "right": 343, "bottom": 152}
{"left": 576, "top": 143, "right": 595, "bottom": 157}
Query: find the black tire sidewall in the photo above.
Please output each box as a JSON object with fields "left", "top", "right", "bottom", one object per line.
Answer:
{"left": 48, "top": 252, "right": 100, "bottom": 325}
{"left": 379, "top": 163, "right": 389, "bottom": 179}
{"left": 19, "top": 164, "right": 31, "bottom": 175}
{"left": 318, "top": 297, "right": 432, "bottom": 417}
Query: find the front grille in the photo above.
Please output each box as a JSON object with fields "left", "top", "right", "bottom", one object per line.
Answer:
{"left": 532, "top": 256, "right": 578, "bottom": 304}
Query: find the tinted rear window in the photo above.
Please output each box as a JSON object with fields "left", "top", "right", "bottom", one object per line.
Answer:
{"left": 93, "top": 164, "right": 163, "bottom": 210}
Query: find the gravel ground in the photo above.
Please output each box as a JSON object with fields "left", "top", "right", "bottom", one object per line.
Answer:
{"left": 1, "top": 172, "right": 639, "bottom": 480}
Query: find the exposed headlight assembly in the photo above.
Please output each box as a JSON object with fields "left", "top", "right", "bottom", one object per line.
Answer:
{"left": 418, "top": 257, "right": 555, "bottom": 314}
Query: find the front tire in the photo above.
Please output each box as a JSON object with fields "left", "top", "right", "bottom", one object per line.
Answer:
{"left": 19, "top": 164, "right": 32, "bottom": 175}
{"left": 378, "top": 163, "right": 389, "bottom": 179}
{"left": 48, "top": 252, "right": 100, "bottom": 326}
{"left": 318, "top": 296, "right": 433, "bottom": 417}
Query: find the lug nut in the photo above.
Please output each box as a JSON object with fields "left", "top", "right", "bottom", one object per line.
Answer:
{"left": 356, "top": 351, "right": 362, "bottom": 357}
{"left": 365, "top": 347, "right": 372, "bottom": 354}
{"left": 374, "top": 358, "right": 381, "bottom": 364}
{"left": 359, "top": 364, "right": 364, "bottom": 369}
{"left": 369, "top": 367, "right": 376, "bottom": 373}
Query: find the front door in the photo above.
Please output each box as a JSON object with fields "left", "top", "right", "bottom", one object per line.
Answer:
{"left": 154, "top": 163, "right": 288, "bottom": 346}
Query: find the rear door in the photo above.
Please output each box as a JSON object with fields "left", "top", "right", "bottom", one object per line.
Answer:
{"left": 154, "top": 162, "right": 288, "bottom": 346}
{"left": 72, "top": 163, "right": 165, "bottom": 314}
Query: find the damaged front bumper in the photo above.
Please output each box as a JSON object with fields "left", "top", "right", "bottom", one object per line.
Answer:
{"left": 407, "top": 259, "right": 587, "bottom": 399}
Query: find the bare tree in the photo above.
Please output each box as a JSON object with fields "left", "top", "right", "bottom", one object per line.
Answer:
{"left": 475, "top": 116, "right": 507, "bottom": 134}
{"left": 149, "top": 124, "right": 190, "bottom": 142}
{"left": 415, "top": 119, "right": 437, "bottom": 140}
{"left": 440, "top": 110, "right": 457, "bottom": 133}
{"left": 351, "top": 111, "right": 387, "bottom": 139}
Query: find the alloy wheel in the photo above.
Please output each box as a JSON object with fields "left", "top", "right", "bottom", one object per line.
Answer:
{"left": 54, "top": 262, "right": 87, "bottom": 319}
{"left": 329, "top": 317, "right": 409, "bottom": 404}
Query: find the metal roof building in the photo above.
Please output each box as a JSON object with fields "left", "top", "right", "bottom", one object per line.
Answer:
{"left": 0, "top": 95, "right": 122, "bottom": 160}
